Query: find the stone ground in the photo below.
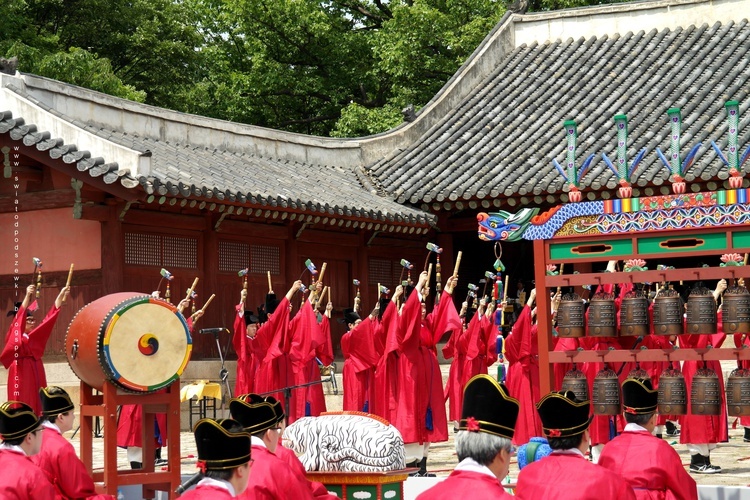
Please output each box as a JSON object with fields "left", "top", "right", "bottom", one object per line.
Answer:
{"left": 68, "top": 360, "right": 750, "bottom": 488}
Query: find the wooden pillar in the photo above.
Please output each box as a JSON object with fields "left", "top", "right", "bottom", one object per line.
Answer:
{"left": 534, "top": 239, "right": 554, "bottom": 395}
{"left": 101, "top": 205, "right": 124, "bottom": 295}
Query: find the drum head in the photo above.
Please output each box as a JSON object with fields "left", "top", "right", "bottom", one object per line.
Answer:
{"left": 100, "top": 296, "right": 192, "bottom": 392}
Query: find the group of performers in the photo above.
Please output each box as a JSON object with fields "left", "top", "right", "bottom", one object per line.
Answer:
{"left": 0, "top": 253, "right": 740, "bottom": 498}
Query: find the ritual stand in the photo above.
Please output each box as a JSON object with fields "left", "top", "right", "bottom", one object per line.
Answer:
{"left": 306, "top": 470, "right": 411, "bottom": 500}
{"left": 79, "top": 380, "right": 182, "bottom": 498}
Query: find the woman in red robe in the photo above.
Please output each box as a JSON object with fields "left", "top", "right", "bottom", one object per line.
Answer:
{"left": 341, "top": 308, "right": 379, "bottom": 413}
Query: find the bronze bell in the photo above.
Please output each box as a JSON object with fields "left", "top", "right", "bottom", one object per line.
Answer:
{"left": 658, "top": 366, "right": 687, "bottom": 415}
{"left": 561, "top": 367, "right": 589, "bottom": 402}
{"left": 588, "top": 292, "right": 616, "bottom": 337}
{"left": 626, "top": 366, "right": 650, "bottom": 381}
{"left": 686, "top": 286, "right": 717, "bottom": 334}
{"left": 620, "top": 290, "right": 649, "bottom": 337}
{"left": 722, "top": 285, "right": 750, "bottom": 335}
{"left": 726, "top": 367, "right": 750, "bottom": 417}
{"left": 652, "top": 288, "right": 684, "bottom": 336}
{"left": 557, "top": 293, "right": 585, "bottom": 338}
{"left": 690, "top": 367, "right": 721, "bottom": 415}
{"left": 592, "top": 366, "right": 620, "bottom": 415}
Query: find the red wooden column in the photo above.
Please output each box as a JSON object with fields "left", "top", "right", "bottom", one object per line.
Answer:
{"left": 533, "top": 239, "right": 554, "bottom": 395}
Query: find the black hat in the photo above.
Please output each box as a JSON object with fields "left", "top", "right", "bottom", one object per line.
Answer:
{"left": 244, "top": 311, "right": 259, "bottom": 325}
{"left": 338, "top": 308, "right": 361, "bottom": 327}
{"left": 229, "top": 395, "right": 280, "bottom": 434}
{"left": 536, "top": 390, "right": 592, "bottom": 438}
{"left": 6, "top": 302, "right": 30, "bottom": 318}
{"left": 193, "top": 418, "right": 252, "bottom": 471}
{"left": 622, "top": 378, "right": 658, "bottom": 415}
{"left": 265, "top": 293, "right": 280, "bottom": 315}
{"left": 237, "top": 394, "right": 285, "bottom": 423}
{"left": 458, "top": 374, "right": 519, "bottom": 440}
{"left": 378, "top": 298, "right": 390, "bottom": 321}
{"left": 403, "top": 285, "right": 415, "bottom": 302}
{"left": 0, "top": 401, "right": 41, "bottom": 440}
{"left": 257, "top": 305, "right": 268, "bottom": 324}
{"left": 39, "top": 387, "right": 75, "bottom": 417}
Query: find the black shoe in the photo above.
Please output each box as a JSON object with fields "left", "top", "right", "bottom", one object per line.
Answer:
{"left": 130, "top": 461, "right": 142, "bottom": 470}
{"left": 744, "top": 427, "right": 750, "bottom": 442}
{"left": 689, "top": 454, "right": 721, "bottom": 474}
{"left": 155, "top": 458, "right": 168, "bottom": 467}
{"left": 655, "top": 433, "right": 663, "bottom": 440}
{"left": 665, "top": 421, "right": 680, "bottom": 437}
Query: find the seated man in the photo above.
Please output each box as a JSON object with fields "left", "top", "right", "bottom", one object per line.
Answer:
{"left": 33, "top": 386, "right": 115, "bottom": 499}
{"left": 515, "top": 391, "right": 636, "bottom": 500}
{"left": 416, "top": 374, "right": 520, "bottom": 499}
{"left": 599, "top": 378, "right": 697, "bottom": 499}
{"left": 0, "top": 400, "right": 56, "bottom": 497}
{"left": 180, "top": 418, "right": 253, "bottom": 499}
{"left": 230, "top": 394, "right": 314, "bottom": 499}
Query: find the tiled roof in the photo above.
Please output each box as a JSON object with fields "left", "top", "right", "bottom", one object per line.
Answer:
{"left": 368, "top": 20, "right": 750, "bottom": 207}
{"left": 0, "top": 85, "right": 434, "bottom": 229}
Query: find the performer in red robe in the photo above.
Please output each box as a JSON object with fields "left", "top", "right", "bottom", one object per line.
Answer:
{"left": 0, "top": 400, "right": 56, "bottom": 498}
{"left": 679, "top": 280, "right": 728, "bottom": 473}
{"left": 599, "top": 378, "right": 697, "bottom": 500}
{"left": 289, "top": 299, "right": 318, "bottom": 421}
{"left": 233, "top": 287, "right": 261, "bottom": 395}
{"left": 230, "top": 395, "right": 314, "bottom": 500}
{"left": 2, "top": 284, "right": 69, "bottom": 415}
{"left": 255, "top": 281, "right": 301, "bottom": 411}
{"left": 504, "top": 288, "right": 543, "bottom": 445}
{"left": 33, "top": 387, "right": 115, "bottom": 499}
{"left": 443, "top": 303, "right": 470, "bottom": 423}
{"left": 515, "top": 391, "right": 636, "bottom": 500}
{"left": 373, "top": 291, "right": 401, "bottom": 421}
{"left": 179, "top": 418, "right": 252, "bottom": 499}
{"left": 295, "top": 300, "right": 333, "bottom": 419}
{"left": 341, "top": 308, "right": 379, "bottom": 413}
{"left": 417, "top": 375, "right": 519, "bottom": 500}
{"left": 391, "top": 272, "right": 460, "bottom": 475}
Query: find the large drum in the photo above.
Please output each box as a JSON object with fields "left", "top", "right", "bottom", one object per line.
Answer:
{"left": 66, "top": 292, "right": 193, "bottom": 393}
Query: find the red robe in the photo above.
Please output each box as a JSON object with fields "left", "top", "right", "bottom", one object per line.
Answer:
{"left": 255, "top": 298, "right": 293, "bottom": 411}
{"left": 179, "top": 482, "right": 236, "bottom": 499}
{"left": 0, "top": 447, "right": 57, "bottom": 499}
{"left": 301, "top": 314, "right": 333, "bottom": 417}
{"left": 238, "top": 444, "right": 313, "bottom": 500}
{"left": 116, "top": 398, "right": 168, "bottom": 448}
{"left": 373, "top": 301, "right": 399, "bottom": 421}
{"left": 1, "top": 304, "right": 60, "bottom": 415}
{"left": 289, "top": 302, "right": 320, "bottom": 422}
{"left": 416, "top": 469, "right": 513, "bottom": 499}
{"left": 341, "top": 317, "right": 379, "bottom": 413}
{"left": 515, "top": 452, "right": 636, "bottom": 500}
{"left": 505, "top": 305, "right": 543, "bottom": 445}
{"left": 390, "top": 291, "right": 459, "bottom": 444}
{"left": 734, "top": 332, "right": 750, "bottom": 427}
{"left": 442, "top": 321, "right": 468, "bottom": 422}
{"left": 275, "top": 444, "right": 338, "bottom": 500}
{"left": 32, "top": 424, "right": 115, "bottom": 499}
{"left": 233, "top": 304, "right": 259, "bottom": 395}
{"left": 599, "top": 429, "right": 698, "bottom": 500}
{"left": 679, "top": 319, "right": 728, "bottom": 445}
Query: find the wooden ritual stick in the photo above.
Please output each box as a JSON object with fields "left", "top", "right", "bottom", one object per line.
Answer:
{"left": 184, "top": 277, "right": 199, "bottom": 303}
{"left": 267, "top": 271, "right": 273, "bottom": 292}
{"left": 201, "top": 293, "right": 215, "bottom": 312}
{"left": 62, "top": 264, "right": 74, "bottom": 303}
{"left": 453, "top": 251, "right": 462, "bottom": 277}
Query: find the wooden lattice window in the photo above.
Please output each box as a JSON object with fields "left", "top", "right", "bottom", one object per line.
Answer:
{"left": 219, "top": 241, "right": 250, "bottom": 272}
{"left": 250, "top": 245, "right": 280, "bottom": 275}
{"left": 369, "top": 258, "right": 409, "bottom": 288}
{"left": 124, "top": 233, "right": 160, "bottom": 266}
{"left": 124, "top": 232, "right": 198, "bottom": 269}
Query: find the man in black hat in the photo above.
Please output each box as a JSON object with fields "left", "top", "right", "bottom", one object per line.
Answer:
{"left": 179, "top": 418, "right": 252, "bottom": 499}
{"left": 515, "top": 391, "right": 636, "bottom": 500}
{"left": 33, "top": 386, "right": 115, "bottom": 499}
{"left": 341, "top": 305, "right": 380, "bottom": 413}
{"left": 234, "top": 287, "right": 261, "bottom": 395}
{"left": 0, "top": 400, "right": 56, "bottom": 497}
{"left": 417, "top": 374, "right": 519, "bottom": 499}
{"left": 598, "top": 378, "right": 697, "bottom": 499}
{"left": 229, "top": 394, "right": 314, "bottom": 499}
{"left": 2, "top": 283, "right": 70, "bottom": 415}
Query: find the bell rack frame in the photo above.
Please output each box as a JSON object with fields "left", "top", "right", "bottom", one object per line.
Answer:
{"left": 479, "top": 187, "right": 750, "bottom": 394}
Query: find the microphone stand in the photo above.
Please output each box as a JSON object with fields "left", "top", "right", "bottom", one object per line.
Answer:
{"left": 204, "top": 329, "right": 233, "bottom": 404}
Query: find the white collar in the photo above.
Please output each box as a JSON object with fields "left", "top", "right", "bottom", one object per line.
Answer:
{"left": 196, "top": 477, "right": 235, "bottom": 496}
{"left": 42, "top": 421, "right": 61, "bottom": 435}
{"left": 623, "top": 422, "right": 649, "bottom": 433}
{"left": 454, "top": 457, "right": 498, "bottom": 480}
{"left": 250, "top": 436, "right": 267, "bottom": 449}
{"left": 0, "top": 443, "right": 27, "bottom": 456}
{"left": 551, "top": 447, "right": 585, "bottom": 458}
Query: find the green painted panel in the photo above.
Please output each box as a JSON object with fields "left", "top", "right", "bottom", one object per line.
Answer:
{"left": 381, "top": 482, "right": 403, "bottom": 500}
{"left": 325, "top": 484, "right": 343, "bottom": 498}
{"left": 550, "top": 239, "right": 633, "bottom": 260}
{"left": 732, "top": 231, "right": 750, "bottom": 250}
{"left": 637, "top": 232, "right": 727, "bottom": 254}
{"left": 345, "top": 484, "right": 378, "bottom": 500}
